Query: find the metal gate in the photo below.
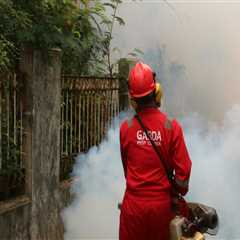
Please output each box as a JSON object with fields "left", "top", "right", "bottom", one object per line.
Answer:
{"left": 60, "top": 75, "right": 119, "bottom": 180}
{"left": 0, "top": 73, "right": 24, "bottom": 201}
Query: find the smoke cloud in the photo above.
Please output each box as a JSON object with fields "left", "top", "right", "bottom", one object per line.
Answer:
{"left": 63, "top": 106, "right": 240, "bottom": 239}
{"left": 112, "top": 1, "right": 240, "bottom": 120}
{"left": 62, "top": 115, "right": 126, "bottom": 240}
{"left": 184, "top": 105, "right": 240, "bottom": 239}
{"left": 62, "top": 2, "right": 240, "bottom": 240}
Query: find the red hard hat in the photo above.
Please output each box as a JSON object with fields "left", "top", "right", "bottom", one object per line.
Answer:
{"left": 128, "top": 62, "right": 155, "bottom": 98}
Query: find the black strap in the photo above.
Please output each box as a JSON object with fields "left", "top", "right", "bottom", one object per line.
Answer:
{"left": 135, "top": 114, "right": 174, "bottom": 183}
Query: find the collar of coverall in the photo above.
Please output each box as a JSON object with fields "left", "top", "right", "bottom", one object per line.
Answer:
{"left": 136, "top": 103, "right": 159, "bottom": 113}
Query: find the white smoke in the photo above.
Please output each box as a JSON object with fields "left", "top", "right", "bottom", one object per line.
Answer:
{"left": 184, "top": 105, "right": 240, "bottom": 240}
{"left": 63, "top": 105, "right": 240, "bottom": 240}
{"left": 112, "top": 1, "right": 240, "bottom": 120}
{"left": 63, "top": 1, "right": 240, "bottom": 239}
{"left": 62, "top": 115, "right": 126, "bottom": 240}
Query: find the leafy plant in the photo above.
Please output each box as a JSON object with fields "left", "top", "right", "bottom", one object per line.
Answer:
{"left": 101, "top": 0, "right": 125, "bottom": 77}
{"left": 0, "top": 0, "right": 30, "bottom": 72}
{"left": 0, "top": 0, "right": 128, "bottom": 75}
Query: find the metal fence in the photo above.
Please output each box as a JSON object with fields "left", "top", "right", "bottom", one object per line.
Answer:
{"left": 60, "top": 75, "right": 119, "bottom": 180}
{"left": 0, "top": 73, "right": 25, "bottom": 201}
{"left": 0, "top": 73, "right": 120, "bottom": 188}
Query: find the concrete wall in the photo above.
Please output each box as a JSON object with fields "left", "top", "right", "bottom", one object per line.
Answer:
{"left": 0, "top": 186, "right": 72, "bottom": 240}
{"left": 0, "top": 197, "right": 31, "bottom": 240}
{"left": 0, "top": 49, "right": 72, "bottom": 240}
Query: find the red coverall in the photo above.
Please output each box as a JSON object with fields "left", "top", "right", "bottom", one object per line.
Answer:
{"left": 119, "top": 107, "right": 192, "bottom": 240}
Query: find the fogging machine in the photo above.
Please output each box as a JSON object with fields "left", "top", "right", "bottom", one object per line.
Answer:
{"left": 170, "top": 202, "right": 218, "bottom": 240}
{"left": 118, "top": 201, "right": 219, "bottom": 240}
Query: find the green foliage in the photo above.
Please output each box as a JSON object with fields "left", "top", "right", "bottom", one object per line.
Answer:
{"left": 0, "top": 37, "right": 13, "bottom": 72}
{"left": 99, "top": 0, "right": 125, "bottom": 77}
{"left": 0, "top": 0, "right": 125, "bottom": 75}
{"left": 0, "top": 0, "right": 30, "bottom": 71}
{"left": 0, "top": 76, "right": 22, "bottom": 179}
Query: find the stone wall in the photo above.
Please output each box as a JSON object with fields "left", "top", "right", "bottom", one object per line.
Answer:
{"left": 0, "top": 187, "right": 72, "bottom": 240}
{"left": 0, "top": 197, "right": 31, "bottom": 240}
{"left": 0, "top": 49, "right": 72, "bottom": 240}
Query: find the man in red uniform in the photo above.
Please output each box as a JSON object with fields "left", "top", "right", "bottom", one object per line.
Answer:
{"left": 119, "top": 62, "right": 192, "bottom": 240}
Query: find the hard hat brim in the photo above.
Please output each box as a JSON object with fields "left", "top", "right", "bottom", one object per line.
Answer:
{"left": 130, "top": 87, "right": 155, "bottom": 98}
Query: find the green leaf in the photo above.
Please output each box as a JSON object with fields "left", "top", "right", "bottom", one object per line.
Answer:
{"left": 112, "top": 47, "right": 121, "bottom": 54}
{"left": 133, "top": 48, "right": 144, "bottom": 55}
{"left": 103, "top": 3, "right": 116, "bottom": 9}
{"left": 114, "top": 16, "right": 125, "bottom": 26}
{"left": 74, "top": 31, "right": 81, "bottom": 39}
{"left": 111, "top": 0, "right": 123, "bottom": 4}
{"left": 128, "top": 52, "right": 138, "bottom": 57}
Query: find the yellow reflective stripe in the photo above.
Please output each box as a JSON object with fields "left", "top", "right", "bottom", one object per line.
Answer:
{"left": 175, "top": 178, "right": 189, "bottom": 188}
{"left": 164, "top": 118, "right": 172, "bottom": 130}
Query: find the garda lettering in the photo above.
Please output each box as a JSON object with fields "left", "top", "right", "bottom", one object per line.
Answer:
{"left": 136, "top": 130, "right": 161, "bottom": 146}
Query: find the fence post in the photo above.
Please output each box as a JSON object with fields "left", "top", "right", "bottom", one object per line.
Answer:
{"left": 20, "top": 48, "right": 63, "bottom": 240}
{"left": 118, "top": 58, "right": 137, "bottom": 111}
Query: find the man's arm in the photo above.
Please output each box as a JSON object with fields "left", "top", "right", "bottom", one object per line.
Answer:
{"left": 120, "top": 121, "right": 128, "bottom": 178}
{"left": 170, "top": 120, "right": 192, "bottom": 196}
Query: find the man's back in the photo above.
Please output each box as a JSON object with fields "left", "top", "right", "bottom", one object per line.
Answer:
{"left": 120, "top": 107, "right": 192, "bottom": 199}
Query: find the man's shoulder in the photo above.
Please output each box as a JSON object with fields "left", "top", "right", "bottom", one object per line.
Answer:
{"left": 158, "top": 111, "right": 174, "bottom": 129}
{"left": 120, "top": 119, "right": 129, "bottom": 131}
{"left": 120, "top": 119, "right": 132, "bottom": 143}
{"left": 168, "top": 118, "right": 184, "bottom": 138}
{"left": 120, "top": 111, "right": 135, "bottom": 130}
{"left": 159, "top": 111, "right": 182, "bottom": 131}
{"left": 171, "top": 118, "right": 182, "bottom": 130}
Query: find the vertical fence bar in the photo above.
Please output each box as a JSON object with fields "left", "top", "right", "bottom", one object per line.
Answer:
{"left": 94, "top": 93, "right": 97, "bottom": 146}
{"left": 108, "top": 88, "right": 111, "bottom": 128}
{"left": 89, "top": 92, "right": 92, "bottom": 147}
{"left": 74, "top": 92, "right": 77, "bottom": 154}
{"left": 104, "top": 91, "right": 107, "bottom": 137}
{"left": 0, "top": 78, "right": 2, "bottom": 170}
{"left": 114, "top": 80, "right": 118, "bottom": 117}
{"left": 92, "top": 92, "right": 95, "bottom": 146}
{"left": 115, "top": 89, "right": 119, "bottom": 116}
{"left": 65, "top": 89, "right": 69, "bottom": 155}
{"left": 86, "top": 93, "right": 89, "bottom": 150}
{"left": 108, "top": 84, "right": 112, "bottom": 128}
{"left": 89, "top": 92, "right": 91, "bottom": 148}
{"left": 78, "top": 94, "right": 81, "bottom": 152}
{"left": 7, "top": 76, "right": 10, "bottom": 164}
{"left": 70, "top": 86, "right": 73, "bottom": 155}
{"left": 20, "top": 92, "right": 23, "bottom": 168}
{"left": 100, "top": 93, "right": 104, "bottom": 142}
{"left": 113, "top": 90, "right": 116, "bottom": 120}
{"left": 73, "top": 92, "right": 76, "bottom": 154}
{"left": 90, "top": 92, "right": 94, "bottom": 147}
{"left": 60, "top": 81, "right": 63, "bottom": 157}
{"left": 13, "top": 74, "right": 17, "bottom": 145}
{"left": 88, "top": 92, "right": 91, "bottom": 147}
{"left": 82, "top": 92, "right": 85, "bottom": 152}
{"left": 97, "top": 95, "right": 101, "bottom": 145}
{"left": 110, "top": 89, "right": 113, "bottom": 124}
{"left": 114, "top": 89, "right": 116, "bottom": 119}
{"left": 106, "top": 89, "right": 109, "bottom": 129}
